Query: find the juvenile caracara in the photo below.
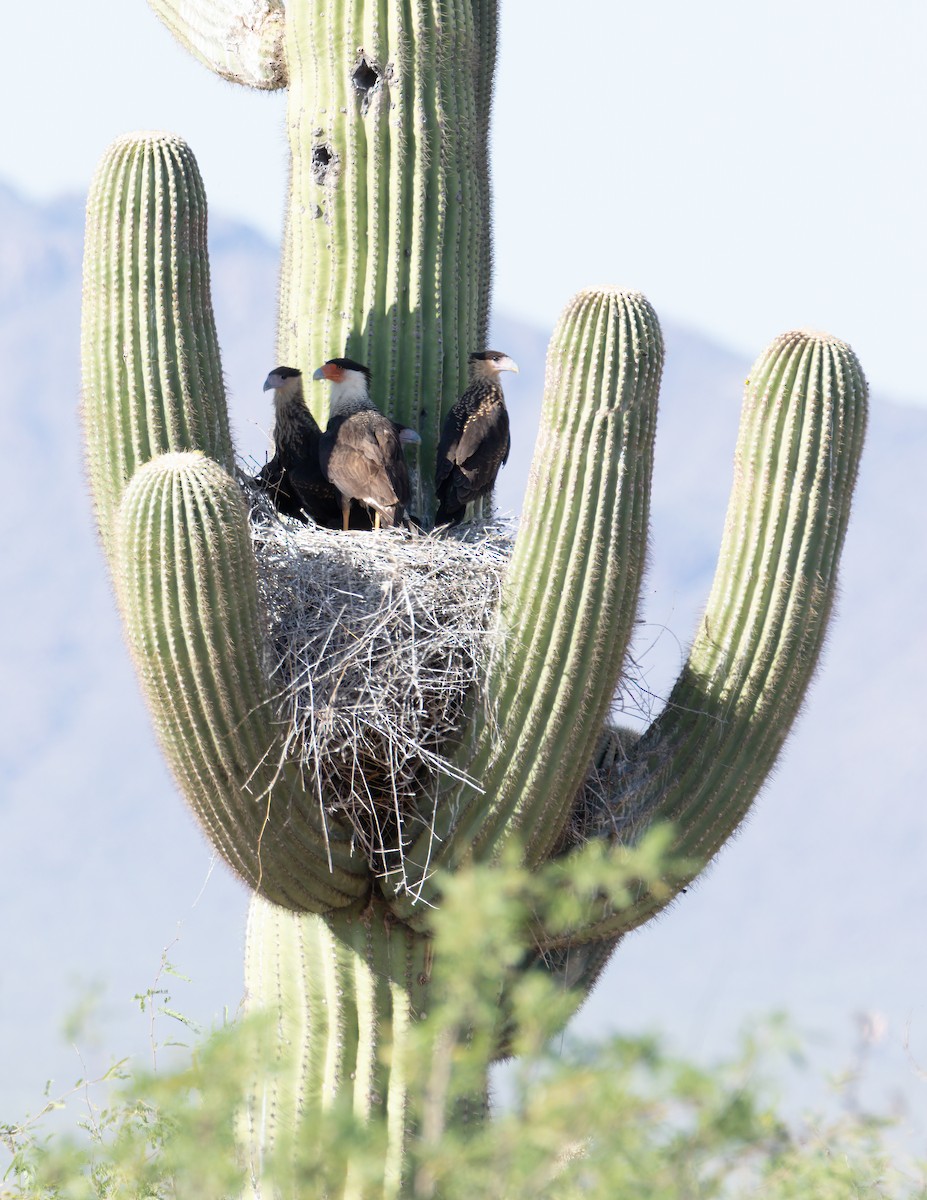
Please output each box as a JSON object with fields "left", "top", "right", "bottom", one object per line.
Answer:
{"left": 313, "top": 358, "right": 414, "bottom": 531}
{"left": 256, "top": 366, "right": 346, "bottom": 527}
{"left": 435, "top": 350, "right": 519, "bottom": 526}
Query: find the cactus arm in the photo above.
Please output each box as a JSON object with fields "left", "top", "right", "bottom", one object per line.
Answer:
{"left": 82, "top": 131, "right": 369, "bottom": 912}
{"left": 147, "top": 0, "right": 287, "bottom": 89}
{"left": 117, "top": 453, "right": 370, "bottom": 912}
{"left": 81, "top": 132, "right": 234, "bottom": 561}
{"left": 536, "top": 331, "right": 868, "bottom": 950}
{"left": 468, "top": 290, "right": 662, "bottom": 862}
{"left": 386, "top": 290, "right": 663, "bottom": 918}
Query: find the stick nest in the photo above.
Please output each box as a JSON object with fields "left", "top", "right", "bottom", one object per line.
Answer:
{"left": 244, "top": 485, "right": 512, "bottom": 883}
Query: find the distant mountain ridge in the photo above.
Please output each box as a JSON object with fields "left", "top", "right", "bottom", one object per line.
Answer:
{"left": 1, "top": 184, "right": 925, "bottom": 1128}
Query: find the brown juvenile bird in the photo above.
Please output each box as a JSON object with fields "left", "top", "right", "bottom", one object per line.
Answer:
{"left": 435, "top": 350, "right": 519, "bottom": 526}
{"left": 313, "top": 357, "right": 414, "bottom": 531}
{"left": 255, "top": 366, "right": 347, "bottom": 527}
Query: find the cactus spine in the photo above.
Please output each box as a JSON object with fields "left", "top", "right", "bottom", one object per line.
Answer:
{"left": 78, "top": 0, "right": 868, "bottom": 1191}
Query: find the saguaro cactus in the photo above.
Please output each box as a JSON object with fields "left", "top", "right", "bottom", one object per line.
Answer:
{"left": 80, "top": 0, "right": 867, "bottom": 1193}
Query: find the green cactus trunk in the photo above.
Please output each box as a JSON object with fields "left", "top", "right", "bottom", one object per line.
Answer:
{"left": 276, "top": 1, "right": 491, "bottom": 511}
{"left": 77, "top": 0, "right": 869, "bottom": 1191}
{"left": 242, "top": 898, "right": 431, "bottom": 1198}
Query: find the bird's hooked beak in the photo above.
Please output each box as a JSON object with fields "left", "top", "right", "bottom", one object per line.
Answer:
{"left": 495, "top": 356, "right": 519, "bottom": 375}
{"left": 312, "top": 363, "right": 343, "bottom": 383}
{"left": 397, "top": 427, "right": 421, "bottom": 446}
{"left": 264, "top": 367, "right": 302, "bottom": 392}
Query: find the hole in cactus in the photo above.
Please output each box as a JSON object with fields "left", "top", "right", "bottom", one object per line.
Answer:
{"left": 311, "top": 144, "right": 336, "bottom": 185}
{"left": 352, "top": 55, "right": 381, "bottom": 114}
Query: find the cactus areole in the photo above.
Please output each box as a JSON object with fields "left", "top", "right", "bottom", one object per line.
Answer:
{"left": 79, "top": 0, "right": 867, "bottom": 1191}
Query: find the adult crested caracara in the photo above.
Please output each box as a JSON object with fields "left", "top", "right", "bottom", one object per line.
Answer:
{"left": 255, "top": 366, "right": 349, "bottom": 528}
{"left": 313, "top": 358, "right": 415, "bottom": 531}
{"left": 435, "top": 350, "right": 519, "bottom": 527}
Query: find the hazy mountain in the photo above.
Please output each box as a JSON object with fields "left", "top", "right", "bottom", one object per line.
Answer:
{"left": 1, "top": 182, "right": 925, "bottom": 1131}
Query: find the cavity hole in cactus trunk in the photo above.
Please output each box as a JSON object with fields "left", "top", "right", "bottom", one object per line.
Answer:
{"left": 352, "top": 55, "right": 381, "bottom": 114}
{"left": 311, "top": 144, "right": 336, "bottom": 185}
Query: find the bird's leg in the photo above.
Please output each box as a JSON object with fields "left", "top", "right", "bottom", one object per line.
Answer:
{"left": 341, "top": 498, "right": 351, "bottom": 532}
{"left": 374, "top": 511, "right": 382, "bottom": 531}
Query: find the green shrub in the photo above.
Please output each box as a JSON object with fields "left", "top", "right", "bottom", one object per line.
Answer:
{"left": 4, "top": 846, "right": 923, "bottom": 1198}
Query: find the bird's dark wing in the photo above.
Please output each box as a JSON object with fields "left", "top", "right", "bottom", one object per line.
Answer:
{"left": 291, "top": 473, "right": 345, "bottom": 527}
{"left": 254, "top": 454, "right": 309, "bottom": 521}
{"left": 324, "top": 415, "right": 410, "bottom": 519}
{"left": 435, "top": 383, "right": 510, "bottom": 525}
{"left": 455, "top": 400, "right": 509, "bottom": 472}
{"left": 439, "top": 381, "right": 508, "bottom": 468}
{"left": 257, "top": 389, "right": 349, "bottom": 525}
{"left": 372, "top": 422, "right": 411, "bottom": 508}
{"left": 435, "top": 406, "right": 467, "bottom": 489}
{"left": 255, "top": 453, "right": 283, "bottom": 491}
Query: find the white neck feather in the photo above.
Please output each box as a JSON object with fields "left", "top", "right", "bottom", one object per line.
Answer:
{"left": 328, "top": 373, "right": 373, "bottom": 416}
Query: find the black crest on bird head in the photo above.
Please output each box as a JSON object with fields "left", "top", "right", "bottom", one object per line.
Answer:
{"left": 469, "top": 350, "right": 507, "bottom": 363}
{"left": 327, "top": 357, "right": 372, "bottom": 381}
{"left": 270, "top": 365, "right": 302, "bottom": 379}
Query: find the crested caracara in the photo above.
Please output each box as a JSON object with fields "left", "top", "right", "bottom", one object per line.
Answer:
{"left": 435, "top": 350, "right": 519, "bottom": 527}
{"left": 313, "top": 358, "right": 415, "bottom": 531}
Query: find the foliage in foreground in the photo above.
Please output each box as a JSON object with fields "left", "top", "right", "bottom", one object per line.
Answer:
{"left": 6, "top": 1029, "right": 922, "bottom": 1200}
{"left": 3, "top": 846, "right": 924, "bottom": 1199}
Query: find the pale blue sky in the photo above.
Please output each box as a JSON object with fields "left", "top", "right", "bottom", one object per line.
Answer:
{"left": 6, "top": 1, "right": 925, "bottom": 404}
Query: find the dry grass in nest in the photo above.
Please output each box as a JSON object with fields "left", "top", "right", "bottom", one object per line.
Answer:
{"left": 243, "top": 483, "right": 513, "bottom": 885}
